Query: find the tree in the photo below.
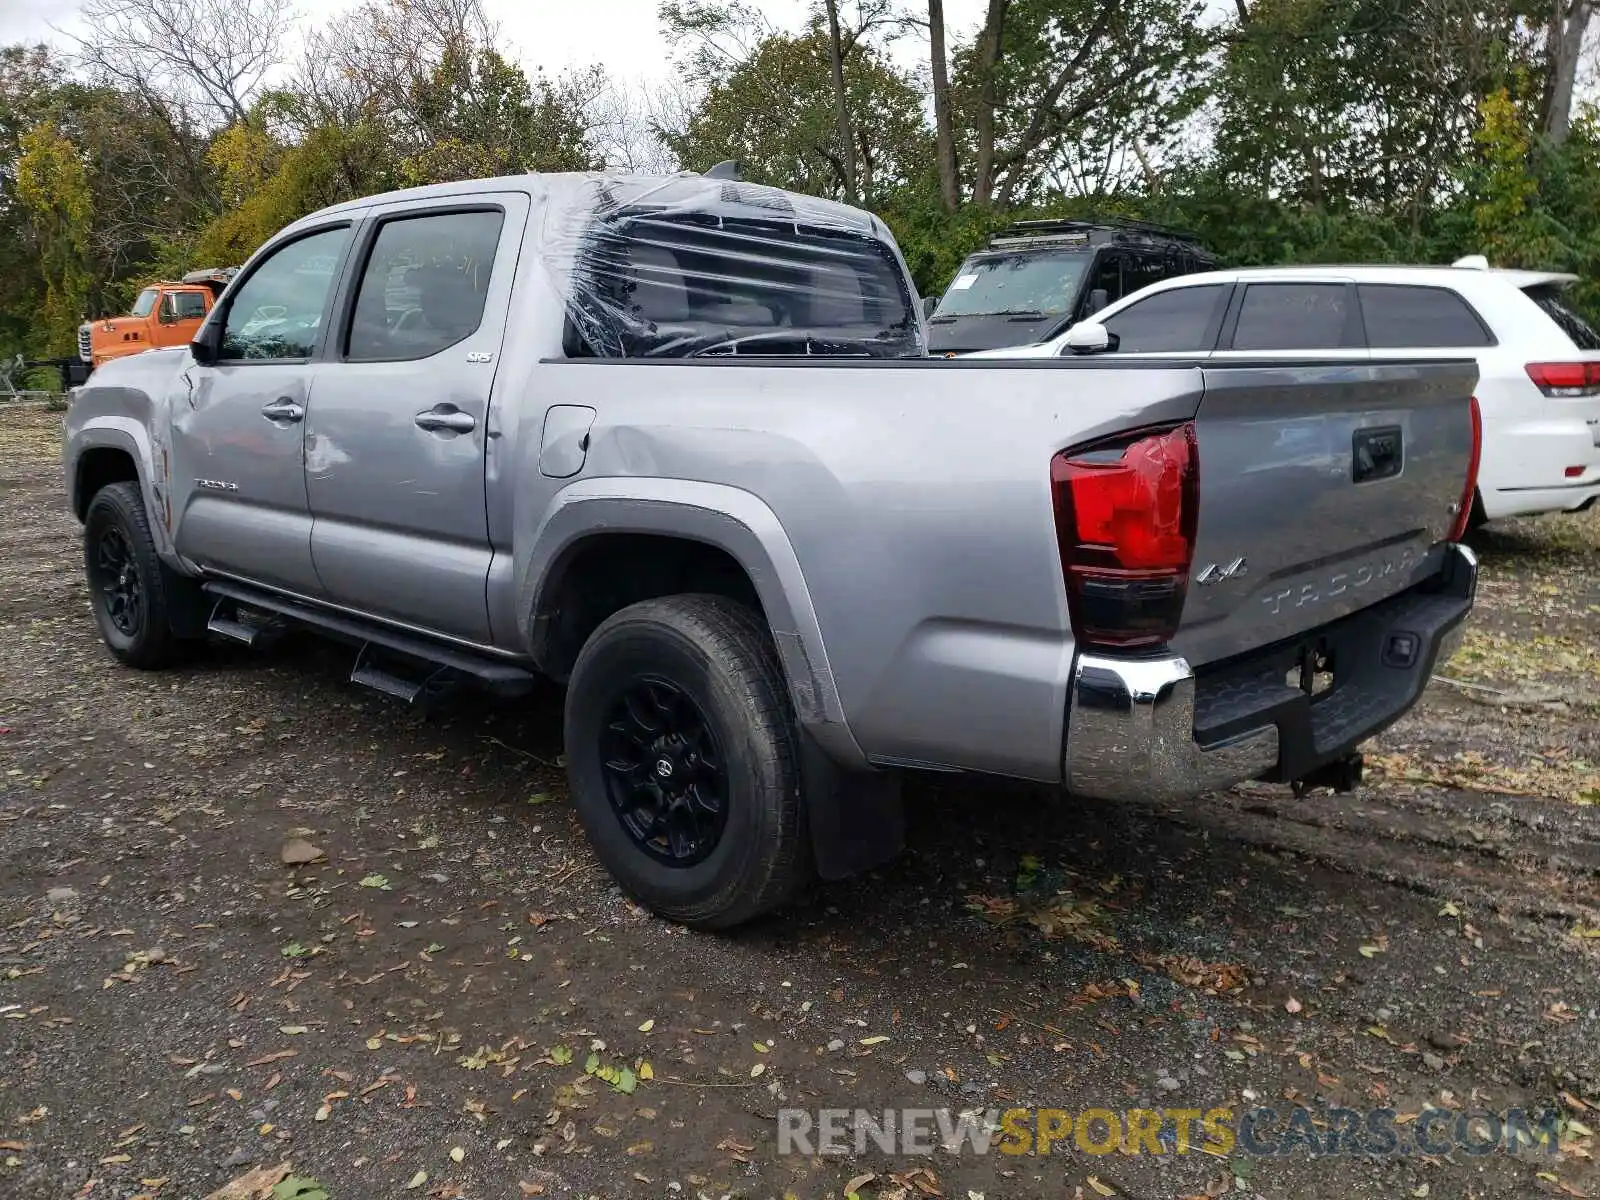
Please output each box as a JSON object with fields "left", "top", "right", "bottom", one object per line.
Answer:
{"left": 952, "top": 0, "right": 1214, "bottom": 208}
{"left": 15, "top": 120, "right": 93, "bottom": 354}
{"left": 664, "top": 28, "right": 931, "bottom": 208}
{"left": 822, "top": 0, "right": 860, "bottom": 203}
{"left": 1208, "top": 0, "right": 1541, "bottom": 224}
{"left": 926, "top": 0, "right": 960, "bottom": 211}
{"left": 1543, "top": 0, "right": 1597, "bottom": 144}
{"left": 70, "top": 0, "right": 294, "bottom": 128}
{"left": 402, "top": 48, "right": 599, "bottom": 184}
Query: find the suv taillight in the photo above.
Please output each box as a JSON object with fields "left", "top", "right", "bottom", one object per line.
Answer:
{"left": 1447, "top": 395, "right": 1483, "bottom": 542}
{"left": 1525, "top": 362, "right": 1600, "bottom": 397}
{"left": 1051, "top": 422, "right": 1198, "bottom": 649}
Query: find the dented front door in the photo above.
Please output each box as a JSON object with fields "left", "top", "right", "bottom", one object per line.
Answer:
{"left": 169, "top": 223, "right": 355, "bottom": 596}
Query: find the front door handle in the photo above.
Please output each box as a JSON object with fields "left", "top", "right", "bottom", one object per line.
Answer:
{"left": 261, "top": 397, "right": 304, "bottom": 422}
{"left": 414, "top": 405, "right": 476, "bottom": 434}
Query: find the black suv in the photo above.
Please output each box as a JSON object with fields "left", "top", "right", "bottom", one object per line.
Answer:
{"left": 924, "top": 218, "right": 1220, "bottom": 355}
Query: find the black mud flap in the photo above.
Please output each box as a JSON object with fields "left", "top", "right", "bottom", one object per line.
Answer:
{"left": 164, "top": 563, "right": 210, "bottom": 639}
{"left": 800, "top": 733, "right": 905, "bottom": 880}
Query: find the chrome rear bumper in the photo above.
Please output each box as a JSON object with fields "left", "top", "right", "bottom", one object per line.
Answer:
{"left": 1063, "top": 544, "right": 1477, "bottom": 803}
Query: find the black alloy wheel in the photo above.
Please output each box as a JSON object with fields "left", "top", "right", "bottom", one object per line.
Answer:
{"left": 563, "top": 594, "right": 811, "bottom": 929}
{"left": 600, "top": 676, "right": 729, "bottom": 866}
{"left": 91, "top": 524, "right": 144, "bottom": 637}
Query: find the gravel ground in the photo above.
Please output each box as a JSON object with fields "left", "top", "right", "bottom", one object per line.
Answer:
{"left": 2, "top": 405, "right": 1598, "bottom": 1200}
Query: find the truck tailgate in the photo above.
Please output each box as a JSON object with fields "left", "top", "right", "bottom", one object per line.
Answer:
{"left": 1175, "top": 360, "right": 1478, "bottom": 668}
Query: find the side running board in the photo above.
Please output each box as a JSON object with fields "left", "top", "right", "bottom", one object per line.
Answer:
{"left": 200, "top": 581, "right": 538, "bottom": 700}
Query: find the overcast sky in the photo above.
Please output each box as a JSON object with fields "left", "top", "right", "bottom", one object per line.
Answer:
{"left": 0, "top": 0, "right": 992, "bottom": 84}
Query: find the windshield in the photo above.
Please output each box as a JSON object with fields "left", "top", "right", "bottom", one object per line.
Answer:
{"left": 129, "top": 288, "right": 159, "bottom": 318}
{"left": 933, "top": 249, "right": 1092, "bottom": 318}
{"left": 1526, "top": 284, "right": 1600, "bottom": 350}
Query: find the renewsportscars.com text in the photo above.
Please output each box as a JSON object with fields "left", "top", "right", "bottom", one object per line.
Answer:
{"left": 776, "top": 1106, "right": 1561, "bottom": 1159}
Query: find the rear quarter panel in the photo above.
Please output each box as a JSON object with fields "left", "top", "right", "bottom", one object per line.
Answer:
{"left": 516, "top": 359, "right": 1207, "bottom": 781}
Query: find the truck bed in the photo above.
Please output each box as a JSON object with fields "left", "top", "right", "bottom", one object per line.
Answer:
{"left": 523, "top": 354, "right": 1478, "bottom": 785}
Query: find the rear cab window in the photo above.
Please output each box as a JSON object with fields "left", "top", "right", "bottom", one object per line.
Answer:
{"left": 1524, "top": 284, "right": 1600, "bottom": 351}
{"left": 1357, "top": 284, "right": 1493, "bottom": 348}
{"left": 564, "top": 180, "right": 919, "bottom": 359}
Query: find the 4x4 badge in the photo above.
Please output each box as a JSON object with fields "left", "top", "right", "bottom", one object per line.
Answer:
{"left": 1196, "top": 556, "right": 1248, "bottom": 585}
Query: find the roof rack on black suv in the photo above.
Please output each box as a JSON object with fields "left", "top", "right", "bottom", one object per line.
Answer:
{"left": 925, "top": 216, "right": 1221, "bottom": 355}
{"left": 986, "top": 216, "right": 1207, "bottom": 250}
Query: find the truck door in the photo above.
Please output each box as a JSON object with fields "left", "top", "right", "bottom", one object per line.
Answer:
{"left": 158, "top": 289, "right": 211, "bottom": 346}
{"left": 303, "top": 196, "right": 526, "bottom": 645}
{"left": 169, "top": 222, "right": 355, "bottom": 595}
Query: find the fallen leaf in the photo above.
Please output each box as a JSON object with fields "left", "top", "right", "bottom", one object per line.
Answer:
{"left": 860, "top": 1035, "right": 890, "bottom": 1046}
{"left": 1087, "top": 1177, "right": 1117, "bottom": 1197}
{"left": 359, "top": 874, "right": 391, "bottom": 890}
{"left": 845, "top": 1173, "right": 876, "bottom": 1196}
{"left": 202, "top": 1161, "right": 291, "bottom": 1200}
{"left": 279, "top": 839, "right": 325, "bottom": 866}
{"left": 638, "top": 1061, "right": 654, "bottom": 1081}
{"left": 750, "top": 1063, "right": 766, "bottom": 1077}
{"left": 404, "top": 1170, "right": 428, "bottom": 1189}
{"left": 1285, "top": 997, "right": 1303, "bottom": 1014}
{"left": 244, "top": 1051, "right": 296, "bottom": 1067}
{"left": 638, "top": 1020, "right": 654, "bottom": 1033}
{"left": 449, "top": 1147, "right": 465, "bottom": 1163}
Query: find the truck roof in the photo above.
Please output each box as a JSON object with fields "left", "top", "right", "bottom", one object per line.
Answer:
{"left": 297, "top": 171, "right": 888, "bottom": 241}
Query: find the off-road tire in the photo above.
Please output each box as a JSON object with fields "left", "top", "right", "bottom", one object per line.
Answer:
{"left": 563, "top": 594, "right": 811, "bottom": 929}
{"left": 83, "top": 482, "right": 195, "bottom": 669}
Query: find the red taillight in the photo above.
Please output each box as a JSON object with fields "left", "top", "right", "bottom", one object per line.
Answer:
{"left": 1052, "top": 422, "right": 1198, "bottom": 649}
{"left": 1525, "top": 361, "right": 1600, "bottom": 397}
{"left": 1447, "top": 396, "right": 1483, "bottom": 542}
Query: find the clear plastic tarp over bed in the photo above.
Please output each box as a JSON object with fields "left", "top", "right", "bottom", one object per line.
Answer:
{"left": 540, "top": 173, "right": 924, "bottom": 359}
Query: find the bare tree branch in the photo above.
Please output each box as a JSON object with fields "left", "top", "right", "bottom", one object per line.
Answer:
{"left": 67, "top": 0, "right": 293, "bottom": 127}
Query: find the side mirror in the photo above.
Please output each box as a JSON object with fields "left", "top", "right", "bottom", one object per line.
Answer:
{"left": 190, "top": 318, "right": 222, "bottom": 365}
{"left": 157, "top": 302, "right": 176, "bottom": 326}
{"left": 1086, "top": 287, "right": 1111, "bottom": 315}
{"left": 921, "top": 296, "right": 939, "bottom": 319}
{"left": 1063, "top": 321, "right": 1115, "bottom": 355}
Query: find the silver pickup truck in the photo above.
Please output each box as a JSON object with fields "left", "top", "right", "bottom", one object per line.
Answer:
{"left": 63, "top": 171, "right": 1482, "bottom": 928}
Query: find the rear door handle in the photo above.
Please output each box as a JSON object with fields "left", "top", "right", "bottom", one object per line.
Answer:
{"left": 261, "top": 398, "right": 304, "bottom": 422}
{"left": 414, "top": 405, "right": 476, "bottom": 434}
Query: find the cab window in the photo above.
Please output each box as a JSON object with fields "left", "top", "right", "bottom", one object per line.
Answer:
{"left": 219, "top": 226, "right": 351, "bottom": 361}
{"left": 161, "top": 291, "right": 208, "bottom": 322}
{"left": 346, "top": 209, "right": 505, "bottom": 362}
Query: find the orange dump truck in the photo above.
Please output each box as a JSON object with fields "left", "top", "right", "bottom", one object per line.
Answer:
{"left": 77, "top": 268, "right": 237, "bottom": 369}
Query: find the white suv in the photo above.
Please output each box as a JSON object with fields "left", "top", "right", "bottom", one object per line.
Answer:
{"left": 969, "top": 260, "right": 1600, "bottom": 523}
